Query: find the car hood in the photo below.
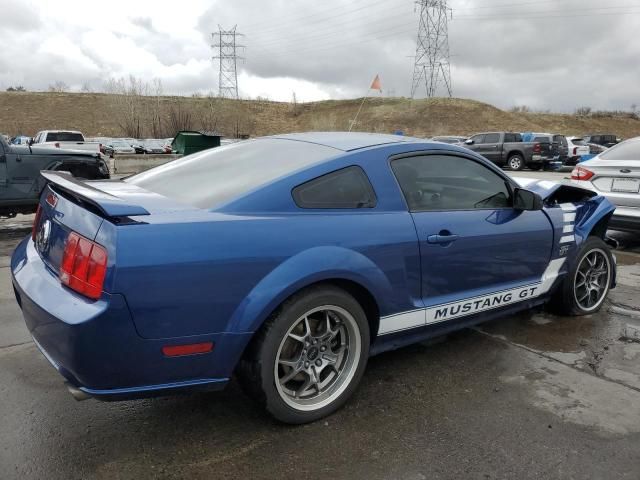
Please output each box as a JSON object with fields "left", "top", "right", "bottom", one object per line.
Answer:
{"left": 511, "top": 177, "right": 574, "bottom": 200}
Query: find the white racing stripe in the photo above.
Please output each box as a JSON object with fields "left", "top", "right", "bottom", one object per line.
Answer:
{"left": 560, "top": 235, "right": 575, "bottom": 243}
{"left": 563, "top": 213, "right": 576, "bottom": 223}
{"left": 560, "top": 203, "right": 577, "bottom": 212}
{"left": 378, "top": 258, "right": 567, "bottom": 335}
{"left": 563, "top": 225, "right": 574, "bottom": 233}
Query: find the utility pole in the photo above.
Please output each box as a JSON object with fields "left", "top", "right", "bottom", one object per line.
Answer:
{"left": 410, "top": 0, "right": 452, "bottom": 98}
{"left": 211, "top": 25, "right": 244, "bottom": 99}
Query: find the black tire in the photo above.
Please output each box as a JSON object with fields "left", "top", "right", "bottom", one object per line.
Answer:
{"left": 237, "top": 285, "right": 370, "bottom": 424}
{"left": 549, "top": 237, "right": 614, "bottom": 316}
{"left": 508, "top": 154, "right": 525, "bottom": 171}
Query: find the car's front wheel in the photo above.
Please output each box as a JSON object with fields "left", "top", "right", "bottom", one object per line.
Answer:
{"left": 551, "top": 237, "right": 614, "bottom": 315}
{"left": 238, "top": 285, "right": 370, "bottom": 424}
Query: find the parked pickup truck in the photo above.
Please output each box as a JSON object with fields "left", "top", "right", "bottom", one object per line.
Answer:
{"left": 0, "top": 135, "right": 109, "bottom": 218}
{"left": 463, "top": 132, "right": 556, "bottom": 171}
{"left": 31, "top": 130, "right": 102, "bottom": 154}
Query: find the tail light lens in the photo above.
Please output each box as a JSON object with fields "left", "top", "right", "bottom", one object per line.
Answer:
{"left": 60, "top": 232, "right": 108, "bottom": 300}
{"left": 532, "top": 143, "right": 541, "bottom": 154}
{"left": 32, "top": 204, "right": 42, "bottom": 241}
{"left": 571, "top": 166, "right": 595, "bottom": 181}
{"left": 573, "top": 147, "right": 578, "bottom": 155}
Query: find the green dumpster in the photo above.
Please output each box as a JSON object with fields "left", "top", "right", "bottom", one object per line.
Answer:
{"left": 171, "top": 131, "right": 222, "bottom": 155}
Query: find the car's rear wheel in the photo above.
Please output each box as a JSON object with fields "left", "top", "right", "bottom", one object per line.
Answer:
{"left": 550, "top": 237, "right": 613, "bottom": 316}
{"left": 237, "top": 285, "right": 369, "bottom": 424}
{"left": 508, "top": 154, "right": 525, "bottom": 171}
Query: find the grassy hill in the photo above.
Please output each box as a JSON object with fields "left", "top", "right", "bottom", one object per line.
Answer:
{"left": 1, "top": 91, "right": 639, "bottom": 140}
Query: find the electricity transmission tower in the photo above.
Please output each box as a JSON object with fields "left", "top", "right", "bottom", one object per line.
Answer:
{"left": 410, "top": 0, "right": 453, "bottom": 98}
{"left": 211, "top": 25, "right": 244, "bottom": 99}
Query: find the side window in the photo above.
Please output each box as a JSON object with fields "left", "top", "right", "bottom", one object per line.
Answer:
{"left": 391, "top": 155, "right": 512, "bottom": 212}
{"left": 292, "top": 166, "right": 377, "bottom": 209}
{"left": 484, "top": 133, "right": 500, "bottom": 143}
{"left": 504, "top": 133, "right": 515, "bottom": 143}
{"left": 470, "top": 134, "right": 485, "bottom": 144}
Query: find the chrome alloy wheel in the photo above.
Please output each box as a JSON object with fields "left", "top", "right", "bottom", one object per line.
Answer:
{"left": 509, "top": 156, "right": 523, "bottom": 170}
{"left": 274, "top": 305, "right": 361, "bottom": 411}
{"left": 573, "top": 248, "right": 611, "bottom": 312}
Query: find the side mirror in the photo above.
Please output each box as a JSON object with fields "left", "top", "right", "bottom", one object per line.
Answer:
{"left": 465, "top": 139, "right": 474, "bottom": 145}
{"left": 513, "top": 188, "right": 543, "bottom": 211}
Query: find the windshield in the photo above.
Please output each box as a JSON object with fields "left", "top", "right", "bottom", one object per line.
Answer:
{"left": 599, "top": 139, "right": 640, "bottom": 161}
{"left": 45, "top": 132, "right": 84, "bottom": 142}
{"left": 126, "top": 138, "right": 340, "bottom": 209}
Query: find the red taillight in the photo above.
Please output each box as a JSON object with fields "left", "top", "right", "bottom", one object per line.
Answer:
{"left": 573, "top": 147, "right": 578, "bottom": 156}
{"left": 532, "top": 143, "right": 541, "bottom": 154}
{"left": 571, "top": 166, "right": 595, "bottom": 181}
{"left": 162, "top": 342, "right": 214, "bottom": 357}
{"left": 60, "top": 232, "right": 108, "bottom": 300}
{"left": 32, "top": 204, "right": 43, "bottom": 241}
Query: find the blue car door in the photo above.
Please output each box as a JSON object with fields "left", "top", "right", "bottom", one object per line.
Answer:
{"left": 391, "top": 152, "right": 554, "bottom": 324}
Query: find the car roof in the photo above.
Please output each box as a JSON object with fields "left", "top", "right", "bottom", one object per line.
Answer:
{"left": 268, "top": 132, "right": 423, "bottom": 152}
{"left": 40, "top": 130, "right": 82, "bottom": 134}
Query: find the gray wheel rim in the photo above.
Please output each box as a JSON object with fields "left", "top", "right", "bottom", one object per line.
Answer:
{"left": 510, "top": 157, "right": 522, "bottom": 169}
{"left": 573, "top": 248, "right": 611, "bottom": 312}
{"left": 274, "top": 305, "right": 361, "bottom": 412}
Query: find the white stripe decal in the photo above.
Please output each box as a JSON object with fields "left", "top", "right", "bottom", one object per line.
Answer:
{"left": 560, "top": 235, "right": 575, "bottom": 243}
{"left": 379, "top": 258, "right": 567, "bottom": 335}
{"left": 560, "top": 203, "right": 576, "bottom": 212}
{"left": 562, "top": 225, "right": 574, "bottom": 233}
{"left": 378, "top": 310, "right": 425, "bottom": 335}
{"left": 563, "top": 213, "right": 576, "bottom": 222}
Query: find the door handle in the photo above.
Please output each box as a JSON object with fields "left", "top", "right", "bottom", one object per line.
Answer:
{"left": 427, "top": 232, "right": 459, "bottom": 245}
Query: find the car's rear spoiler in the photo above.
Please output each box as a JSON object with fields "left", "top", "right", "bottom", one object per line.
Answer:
{"left": 40, "top": 171, "right": 150, "bottom": 217}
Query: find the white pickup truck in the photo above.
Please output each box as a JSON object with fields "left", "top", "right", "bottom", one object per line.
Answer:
{"left": 31, "top": 130, "right": 102, "bottom": 154}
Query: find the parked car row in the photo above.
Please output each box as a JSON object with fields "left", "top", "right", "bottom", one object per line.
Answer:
{"left": 430, "top": 131, "right": 622, "bottom": 170}
{"left": 5, "top": 131, "right": 175, "bottom": 158}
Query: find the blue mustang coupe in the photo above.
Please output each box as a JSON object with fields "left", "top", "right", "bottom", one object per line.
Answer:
{"left": 12, "top": 132, "right": 616, "bottom": 423}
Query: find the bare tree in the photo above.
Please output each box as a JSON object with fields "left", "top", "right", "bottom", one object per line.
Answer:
{"left": 165, "top": 102, "right": 193, "bottom": 138}
{"left": 48, "top": 81, "right": 69, "bottom": 93}
{"left": 200, "top": 91, "right": 219, "bottom": 133}
{"left": 81, "top": 81, "right": 93, "bottom": 93}
{"left": 150, "top": 78, "right": 164, "bottom": 138}
{"left": 575, "top": 106, "right": 592, "bottom": 116}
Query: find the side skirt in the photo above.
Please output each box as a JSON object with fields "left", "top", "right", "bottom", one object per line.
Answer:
{"left": 369, "top": 298, "right": 547, "bottom": 357}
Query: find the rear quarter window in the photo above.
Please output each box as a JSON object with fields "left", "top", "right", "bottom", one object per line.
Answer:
{"left": 292, "top": 166, "right": 377, "bottom": 209}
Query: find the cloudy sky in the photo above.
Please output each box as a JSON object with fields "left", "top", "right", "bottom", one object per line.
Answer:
{"left": 1, "top": 0, "right": 639, "bottom": 111}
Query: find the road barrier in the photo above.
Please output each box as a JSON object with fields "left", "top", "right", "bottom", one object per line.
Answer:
{"left": 107, "top": 154, "right": 181, "bottom": 175}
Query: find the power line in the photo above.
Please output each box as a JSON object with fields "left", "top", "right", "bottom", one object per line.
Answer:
{"left": 411, "top": 0, "right": 453, "bottom": 99}
{"left": 249, "top": 8, "right": 640, "bottom": 63}
{"left": 212, "top": 26, "right": 244, "bottom": 99}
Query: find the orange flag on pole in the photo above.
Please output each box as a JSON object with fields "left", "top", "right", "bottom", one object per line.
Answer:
{"left": 370, "top": 74, "right": 382, "bottom": 93}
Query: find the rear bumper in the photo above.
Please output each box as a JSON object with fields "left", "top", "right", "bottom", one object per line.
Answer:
{"left": 11, "top": 237, "right": 251, "bottom": 400}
